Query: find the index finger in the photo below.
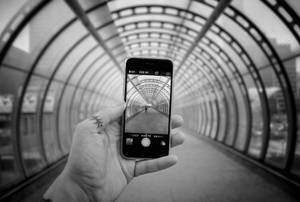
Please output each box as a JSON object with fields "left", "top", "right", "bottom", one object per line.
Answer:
{"left": 171, "top": 114, "right": 184, "bottom": 129}
{"left": 92, "top": 103, "right": 125, "bottom": 127}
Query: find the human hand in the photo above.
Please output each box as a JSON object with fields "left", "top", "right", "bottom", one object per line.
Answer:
{"left": 44, "top": 103, "right": 184, "bottom": 202}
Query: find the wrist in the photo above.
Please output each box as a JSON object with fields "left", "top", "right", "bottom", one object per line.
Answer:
{"left": 43, "top": 169, "right": 89, "bottom": 202}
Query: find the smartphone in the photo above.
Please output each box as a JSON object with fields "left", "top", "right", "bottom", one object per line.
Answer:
{"left": 121, "top": 57, "right": 173, "bottom": 159}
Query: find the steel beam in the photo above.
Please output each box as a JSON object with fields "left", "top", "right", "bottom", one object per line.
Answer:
{"left": 174, "top": 0, "right": 232, "bottom": 76}
{"left": 64, "top": 0, "right": 124, "bottom": 72}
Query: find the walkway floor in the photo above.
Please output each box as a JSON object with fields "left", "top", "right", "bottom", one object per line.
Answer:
{"left": 117, "top": 129, "right": 298, "bottom": 202}
{"left": 125, "top": 108, "right": 169, "bottom": 134}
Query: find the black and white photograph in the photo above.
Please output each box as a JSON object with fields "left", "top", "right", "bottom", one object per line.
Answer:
{"left": 0, "top": 0, "right": 300, "bottom": 202}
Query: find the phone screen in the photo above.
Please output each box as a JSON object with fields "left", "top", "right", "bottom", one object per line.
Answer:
{"left": 122, "top": 58, "right": 173, "bottom": 159}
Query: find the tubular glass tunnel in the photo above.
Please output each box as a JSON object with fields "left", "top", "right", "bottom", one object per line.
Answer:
{"left": 1, "top": 0, "right": 300, "bottom": 201}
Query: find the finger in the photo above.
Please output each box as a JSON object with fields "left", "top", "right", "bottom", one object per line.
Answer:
{"left": 134, "top": 155, "right": 178, "bottom": 177}
{"left": 92, "top": 103, "right": 125, "bottom": 127}
{"left": 170, "top": 130, "right": 185, "bottom": 147}
{"left": 105, "top": 103, "right": 126, "bottom": 122}
{"left": 171, "top": 114, "right": 184, "bottom": 129}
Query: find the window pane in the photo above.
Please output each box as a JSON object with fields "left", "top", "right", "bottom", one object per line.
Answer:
{"left": 260, "top": 67, "right": 288, "bottom": 168}
{"left": 217, "top": 93, "right": 227, "bottom": 141}
{"left": 0, "top": 67, "right": 24, "bottom": 190}
{"left": 69, "top": 47, "right": 104, "bottom": 85}
{"left": 55, "top": 36, "right": 97, "bottom": 81}
{"left": 0, "top": 0, "right": 29, "bottom": 43}
{"left": 205, "top": 31, "right": 249, "bottom": 74}
{"left": 34, "top": 22, "right": 87, "bottom": 77}
{"left": 232, "top": 0, "right": 300, "bottom": 59}
{"left": 244, "top": 75, "right": 264, "bottom": 157}
{"left": 20, "top": 76, "right": 47, "bottom": 176}
{"left": 224, "top": 90, "right": 238, "bottom": 145}
{"left": 71, "top": 88, "right": 84, "bottom": 129}
{"left": 232, "top": 80, "right": 248, "bottom": 151}
{"left": 216, "top": 14, "right": 268, "bottom": 68}
{"left": 108, "top": 0, "right": 191, "bottom": 13}
{"left": 204, "top": 99, "right": 211, "bottom": 136}
{"left": 58, "top": 85, "right": 74, "bottom": 154}
{"left": 290, "top": 57, "right": 300, "bottom": 175}
{"left": 42, "top": 81, "right": 63, "bottom": 163}
{"left": 210, "top": 100, "right": 218, "bottom": 139}
{"left": 3, "top": 0, "right": 75, "bottom": 71}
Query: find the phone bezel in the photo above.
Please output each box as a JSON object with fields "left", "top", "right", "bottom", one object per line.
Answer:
{"left": 121, "top": 57, "right": 173, "bottom": 159}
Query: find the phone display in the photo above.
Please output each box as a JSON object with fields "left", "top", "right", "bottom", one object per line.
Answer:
{"left": 122, "top": 58, "right": 173, "bottom": 159}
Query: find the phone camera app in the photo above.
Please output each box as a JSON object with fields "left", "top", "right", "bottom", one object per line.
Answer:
{"left": 125, "top": 74, "right": 171, "bottom": 135}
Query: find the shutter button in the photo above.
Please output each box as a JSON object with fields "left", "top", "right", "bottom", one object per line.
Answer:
{"left": 141, "top": 137, "right": 151, "bottom": 147}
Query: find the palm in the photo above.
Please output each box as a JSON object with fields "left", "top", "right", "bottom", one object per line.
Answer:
{"left": 66, "top": 105, "right": 184, "bottom": 201}
{"left": 66, "top": 121, "right": 134, "bottom": 201}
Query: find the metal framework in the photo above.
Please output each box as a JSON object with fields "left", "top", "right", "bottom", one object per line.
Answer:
{"left": 1, "top": 0, "right": 300, "bottom": 198}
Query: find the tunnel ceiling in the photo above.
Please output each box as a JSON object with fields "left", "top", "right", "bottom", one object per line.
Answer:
{"left": 1, "top": 0, "right": 300, "bottom": 195}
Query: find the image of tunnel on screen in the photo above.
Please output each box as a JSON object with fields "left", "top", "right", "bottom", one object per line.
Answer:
{"left": 125, "top": 74, "right": 171, "bottom": 135}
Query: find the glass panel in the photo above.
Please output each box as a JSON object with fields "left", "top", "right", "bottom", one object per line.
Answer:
{"left": 181, "top": 19, "right": 202, "bottom": 33}
{"left": 93, "top": 68, "right": 120, "bottom": 94}
{"left": 289, "top": 56, "right": 300, "bottom": 175}
{"left": 197, "top": 103, "right": 203, "bottom": 133}
{"left": 205, "top": 31, "right": 249, "bottom": 74}
{"left": 189, "top": 1, "right": 213, "bottom": 18}
{"left": 232, "top": 80, "right": 248, "bottom": 151}
{"left": 0, "top": 0, "right": 28, "bottom": 43}
{"left": 224, "top": 89, "right": 237, "bottom": 145}
{"left": 216, "top": 14, "right": 268, "bottom": 68}
{"left": 200, "top": 101, "right": 207, "bottom": 135}
{"left": 204, "top": 99, "right": 211, "bottom": 136}
{"left": 78, "top": 91, "right": 89, "bottom": 121}
{"left": 108, "top": 0, "right": 190, "bottom": 13}
{"left": 286, "top": 0, "right": 300, "bottom": 16}
{"left": 106, "top": 81, "right": 123, "bottom": 100}
{"left": 81, "top": 57, "right": 111, "bottom": 87}
{"left": 69, "top": 48, "right": 105, "bottom": 85}
{"left": 88, "top": 6, "right": 114, "bottom": 29}
{"left": 198, "top": 43, "right": 234, "bottom": 79}
{"left": 244, "top": 75, "right": 264, "bottom": 157}
{"left": 193, "top": 104, "right": 199, "bottom": 132}
{"left": 98, "top": 23, "right": 119, "bottom": 41}
{"left": 114, "top": 14, "right": 183, "bottom": 28}
{"left": 217, "top": 93, "right": 227, "bottom": 141}
{"left": 54, "top": 36, "right": 97, "bottom": 81}
{"left": 93, "top": 70, "right": 122, "bottom": 95}
{"left": 87, "top": 92, "right": 99, "bottom": 117}
{"left": 260, "top": 67, "right": 288, "bottom": 168}
{"left": 86, "top": 62, "right": 116, "bottom": 90}
{"left": 71, "top": 88, "right": 84, "bottom": 130}
{"left": 3, "top": 0, "right": 75, "bottom": 71}
{"left": 20, "top": 76, "right": 47, "bottom": 176}
{"left": 42, "top": 81, "right": 63, "bottom": 163}
{"left": 0, "top": 67, "right": 24, "bottom": 190}
{"left": 34, "top": 22, "right": 87, "bottom": 77}
{"left": 58, "top": 85, "right": 74, "bottom": 154}
{"left": 210, "top": 100, "right": 218, "bottom": 139}
{"left": 232, "top": 0, "right": 300, "bottom": 59}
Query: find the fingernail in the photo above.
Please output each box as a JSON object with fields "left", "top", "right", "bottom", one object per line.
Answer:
{"left": 170, "top": 155, "right": 178, "bottom": 162}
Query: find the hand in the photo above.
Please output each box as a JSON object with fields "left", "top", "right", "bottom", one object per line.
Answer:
{"left": 44, "top": 103, "right": 184, "bottom": 202}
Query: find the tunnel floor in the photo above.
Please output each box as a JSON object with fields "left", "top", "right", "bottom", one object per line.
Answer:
{"left": 117, "top": 129, "right": 298, "bottom": 202}
{"left": 125, "top": 108, "right": 169, "bottom": 134}
{"left": 17, "top": 129, "right": 299, "bottom": 202}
